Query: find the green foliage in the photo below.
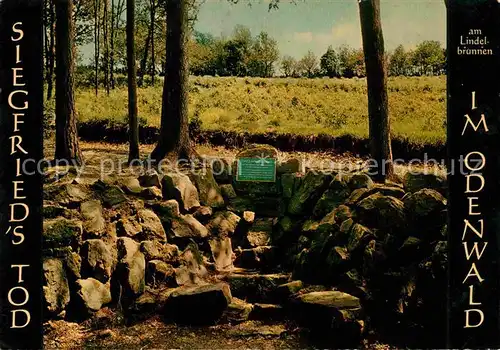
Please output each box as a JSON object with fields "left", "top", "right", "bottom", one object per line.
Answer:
{"left": 320, "top": 46, "right": 341, "bottom": 78}
{"left": 70, "top": 75, "right": 446, "bottom": 147}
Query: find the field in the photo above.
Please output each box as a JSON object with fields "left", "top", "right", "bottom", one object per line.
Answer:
{"left": 55, "top": 75, "right": 446, "bottom": 147}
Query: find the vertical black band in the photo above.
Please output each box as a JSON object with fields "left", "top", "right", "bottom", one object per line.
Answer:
{"left": 447, "top": 0, "right": 500, "bottom": 348}
{"left": 0, "top": 0, "right": 43, "bottom": 348}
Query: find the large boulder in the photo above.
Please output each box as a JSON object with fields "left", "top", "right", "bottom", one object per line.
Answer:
{"left": 207, "top": 211, "right": 241, "bottom": 237}
{"left": 169, "top": 214, "right": 209, "bottom": 242}
{"left": 175, "top": 244, "right": 208, "bottom": 285}
{"left": 74, "top": 278, "right": 112, "bottom": 313}
{"left": 146, "top": 260, "right": 176, "bottom": 288}
{"left": 137, "top": 209, "right": 167, "bottom": 242}
{"left": 188, "top": 168, "right": 225, "bottom": 208}
{"left": 138, "top": 170, "right": 162, "bottom": 189}
{"left": 226, "top": 272, "right": 289, "bottom": 303}
{"left": 209, "top": 236, "right": 234, "bottom": 272}
{"left": 245, "top": 218, "right": 275, "bottom": 247}
{"left": 356, "top": 193, "right": 406, "bottom": 234}
{"left": 44, "top": 183, "right": 90, "bottom": 207}
{"left": 348, "top": 173, "right": 374, "bottom": 191}
{"left": 223, "top": 298, "right": 253, "bottom": 323}
{"left": 404, "top": 189, "right": 447, "bottom": 240}
{"left": 43, "top": 258, "right": 70, "bottom": 315}
{"left": 313, "top": 174, "right": 351, "bottom": 218}
{"left": 43, "top": 218, "right": 83, "bottom": 250}
{"left": 116, "top": 237, "right": 146, "bottom": 297}
{"left": 92, "top": 180, "right": 128, "bottom": 207}
{"left": 80, "top": 239, "right": 114, "bottom": 283}
{"left": 117, "top": 177, "right": 143, "bottom": 195}
{"left": 403, "top": 171, "right": 446, "bottom": 194}
{"left": 80, "top": 200, "right": 106, "bottom": 236}
{"left": 164, "top": 283, "right": 232, "bottom": 325}
{"left": 161, "top": 173, "right": 200, "bottom": 212}
{"left": 140, "top": 240, "right": 179, "bottom": 263}
{"left": 288, "top": 172, "right": 331, "bottom": 216}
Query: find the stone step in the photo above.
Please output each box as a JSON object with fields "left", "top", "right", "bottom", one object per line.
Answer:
{"left": 224, "top": 271, "right": 291, "bottom": 303}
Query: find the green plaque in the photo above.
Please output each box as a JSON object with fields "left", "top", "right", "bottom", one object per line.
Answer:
{"left": 236, "top": 157, "right": 277, "bottom": 182}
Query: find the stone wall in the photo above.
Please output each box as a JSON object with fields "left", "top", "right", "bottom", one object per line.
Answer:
{"left": 42, "top": 144, "right": 447, "bottom": 347}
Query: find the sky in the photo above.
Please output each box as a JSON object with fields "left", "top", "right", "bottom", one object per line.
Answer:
{"left": 194, "top": 0, "right": 446, "bottom": 59}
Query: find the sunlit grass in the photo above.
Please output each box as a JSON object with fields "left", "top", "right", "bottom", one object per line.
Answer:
{"left": 65, "top": 75, "right": 446, "bottom": 146}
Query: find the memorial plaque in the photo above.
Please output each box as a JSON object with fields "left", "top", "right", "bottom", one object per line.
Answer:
{"left": 236, "top": 157, "right": 277, "bottom": 182}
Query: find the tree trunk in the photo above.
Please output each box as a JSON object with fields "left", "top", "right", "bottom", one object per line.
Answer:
{"left": 46, "top": 0, "right": 55, "bottom": 100}
{"left": 150, "top": 0, "right": 156, "bottom": 86}
{"left": 127, "top": 0, "right": 140, "bottom": 161}
{"left": 55, "top": 0, "right": 83, "bottom": 165}
{"left": 151, "top": 0, "right": 193, "bottom": 162}
{"left": 94, "top": 0, "right": 100, "bottom": 95}
{"left": 103, "top": 0, "right": 110, "bottom": 94}
{"left": 110, "top": 0, "right": 115, "bottom": 89}
{"left": 358, "top": 0, "right": 393, "bottom": 181}
{"left": 138, "top": 19, "right": 152, "bottom": 87}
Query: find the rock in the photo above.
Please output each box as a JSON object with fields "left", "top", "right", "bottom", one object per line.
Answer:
{"left": 210, "top": 157, "right": 233, "bottom": 184}
{"left": 175, "top": 244, "right": 208, "bottom": 285}
{"left": 403, "top": 171, "right": 446, "bottom": 194}
{"left": 242, "top": 211, "right": 255, "bottom": 224}
{"left": 288, "top": 172, "right": 331, "bottom": 216}
{"left": 291, "top": 290, "right": 363, "bottom": 341}
{"left": 140, "top": 240, "right": 179, "bottom": 263}
{"left": 140, "top": 187, "right": 163, "bottom": 200}
{"left": 398, "top": 236, "right": 424, "bottom": 264}
{"left": 148, "top": 199, "right": 181, "bottom": 219}
{"left": 116, "top": 237, "right": 146, "bottom": 297}
{"left": 146, "top": 260, "right": 176, "bottom": 287}
{"left": 209, "top": 236, "right": 234, "bottom": 272}
{"left": 223, "top": 298, "right": 253, "bottom": 323}
{"left": 278, "top": 158, "right": 301, "bottom": 174}
{"left": 404, "top": 189, "right": 447, "bottom": 239}
{"left": 162, "top": 173, "right": 200, "bottom": 212}
{"left": 43, "top": 218, "right": 82, "bottom": 250}
{"left": 348, "top": 173, "right": 374, "bottom": 190}
{"left": 137, "top": 209, "right": 167, "bottom": 242}
{"left": 313, "top": 175, "right": 352, "bottom": 218}
{"left": 246, "top": 218, "right": 275, "bottom": 247}
{"left": 345, "top": 188, "right": 369, "bottom": 206}
{"left": 275, "top": 280, "right": 304, "bottom": 300}
{"left": 116, "top": 217, "right": 142, "bottom": 238}
{"left": 138, "top": 170, "right": 162, "bottom": 188}
{"left": 356, "top": 193, "right": 406, "bottom": 234}
{"left": 236, "top": 144, "right": 278, "bottom": 159}
{"left": 250, "top": 303, "right": 285, "bottom": 321}
{"left": 80, "top": 200, "right": 105, "bottom": 236}
{"left": 43, "top": 203, "right": 74, "bottom": 219}
{"left": 74, "top": 278, "right": 112, "bottom": 313}
{"left": 193, "top": 206, "right": 213, "bottom": 223}
{"left": 234, "top": 246, "right": 277, "bottom": 270}
{"left": 281, "top": 173, "right": 297, "bottom": 199}
{"left": 44, "top": 183, "right": 90, "bottom": 207}
{"left": 96, "top": 329, "right": 115, "bottom": 339}
{"left": 362, "top": 184, "right": 406, "bottom": 200}
{"left": 80, "top": 239, "right": 114, "bottom": 283}
{"left": 331, "top": 205, "right": 353, "bottom": 223}
{"left": 164, "top": 283, "right": 232, "bottom": 325}
{"left": 170, "top": 214, "right": 209, "bottom": 241}
{"left": 207, "top": 211, "right": 241, "bottom": 237}
{"left": 347, "top": 224, "right": 374, "bottom": 252}
{"left": 220, "top": 184, "right": 237, "bottom": 200}
{"left": 43, "top": 258, "right": 70, "bottom": 315}
{"left": 362, "top": 240, "right": 388, "bottom": 276}
{"left": 189, "top": 168, "right": 225, "bottom": 208}
{"left": 118, "top": 177, "right": 143, "bottom": 195}
{"left": 92, "top": 180, "right": 127, "bottom": 207}
{"left": 226, "top": 272, "right": 289, "bottom": 303}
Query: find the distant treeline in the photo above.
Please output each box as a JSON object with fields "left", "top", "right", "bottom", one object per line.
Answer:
{"left": 188, "top": 26, "right": 446, "bottom": 78}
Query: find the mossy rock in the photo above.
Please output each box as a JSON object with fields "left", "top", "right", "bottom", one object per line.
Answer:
{"left": 288, "top": 172, "right": 331, "bottom": 216}
{"left": 43, "top": 218, "right": 83, "bottom": 250}
{"left": 313, "top": 174, "right": 352, "bottom": 218}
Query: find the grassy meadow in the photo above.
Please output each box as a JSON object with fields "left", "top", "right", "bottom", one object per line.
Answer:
{"left": 56, "top": 75, "right": 446, "bottom": 147}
